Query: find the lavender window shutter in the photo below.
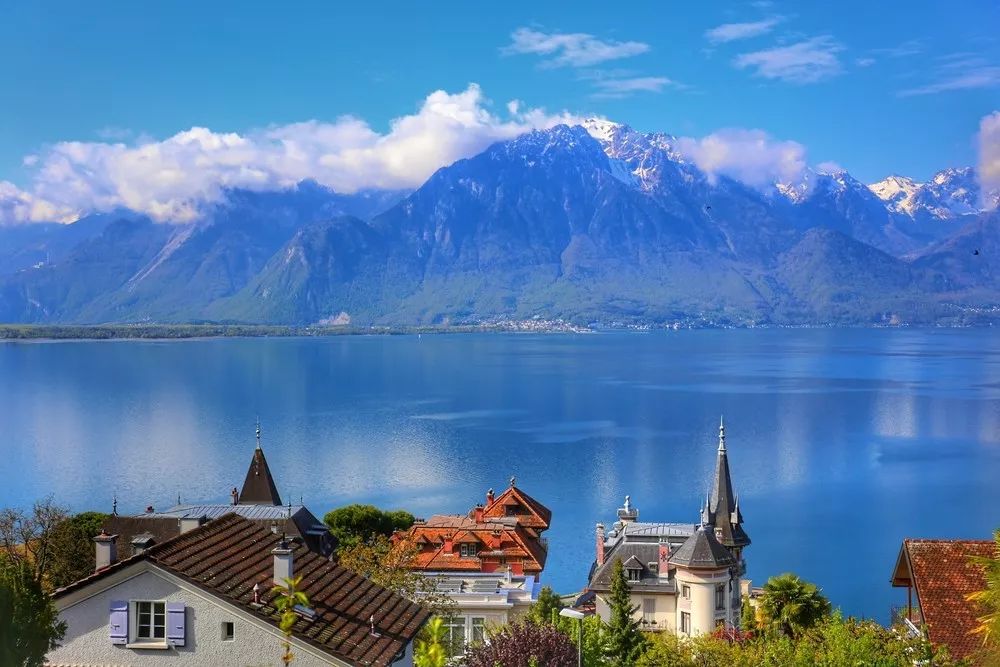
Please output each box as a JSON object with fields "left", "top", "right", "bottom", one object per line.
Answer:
{"left": 167, "top": 602, "right": 186, "bottom": 646}
{"left": 109, "top": 600, "right": 128, "bottom": 644}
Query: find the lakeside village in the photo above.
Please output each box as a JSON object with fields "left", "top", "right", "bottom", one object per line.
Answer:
{"left": 3, "top": 422, "right": 999, "bottom": 667}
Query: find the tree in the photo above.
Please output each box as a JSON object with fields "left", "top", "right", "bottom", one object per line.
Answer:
{"left": 605, "top": 559, "right": 647, "bottom": 666}
{"left": 556, "top": 613, "right": 610, "bottom": 667}
{"left": 463, "top": 621, "right": 577, "bottom": 667}
{"left": 414, "top": 617, "right": 449, "bottom": 667}
{"left": 337, "top": 535, "right": 455, "bottom": 615}
{"left": 0, "top": 497, "right": 70, "bottom": 586}
{"left": 968, "top": 528, "right": 1000, "bottom": 664}
{"left": 0, "top": 557, "right": 66, "bottom": 667}
{"left": 272, "top": 575, "right": 310, "bottom": 666}
{"left": 528, "top": 585, "right": 564, "bottom": 625}
{"left": 740, "top": 594, "right": 756, "bottom": 632}
{"left": 323, "top": 504, "right": 415, "bottom": 552}
{"left": 47, "top": 512, "right": 109, "bottom": 590}
{"left": 756, "top": 573, "right": 831, "bottom": 638}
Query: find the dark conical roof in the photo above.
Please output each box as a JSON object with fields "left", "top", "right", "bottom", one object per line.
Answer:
{"left": 238, "top": 445, "right": 282, "bottom": 506}
{"left": 668, "top": 524, "right": 736, "bottom": 570}
{"left": 708, "top": 418, "right": 750, "bottom": 548}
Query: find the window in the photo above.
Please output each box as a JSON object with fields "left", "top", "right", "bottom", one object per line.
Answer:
{"left": 460, "top": 543, "right": 476, "bottom": 558}
{"left": 221, "top": 621, "right": 235, "bottom": 641}
{"left": 443, "top": 617, "right": 466, "bottom": 657}
{"left": 471, "top": 617, "right": 486, "bottom": 644}
{"left": 627, "top": 567, "right": 641, "bottom": 582}
{"left": 680, "top": 611, "right": 691, "bottom": 635}
{"left": 134, "top": 601, "right": 166, "bottom": 642}
{"left": 642, "top": 598, "right": 656, "bottom": 623}
{"left": 682, "top": 585, "right": 691, "bottom": 599}
{"left": 716, "top": 584, "right": 726, "bottom": 611}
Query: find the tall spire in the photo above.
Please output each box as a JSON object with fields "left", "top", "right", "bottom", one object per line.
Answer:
{"left": 707, "top": 419, "right": 749, "bottom": 548}
{"left": 238, "top": 419, "right": 283, "bottom": 506}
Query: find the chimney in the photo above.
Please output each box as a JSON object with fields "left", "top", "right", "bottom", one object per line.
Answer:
{"left": 474, "top": 504, "right": 484, "bottom": 522}
{"left": 94, "top": 530, "right": 119, "bottom": 571}
{"left": 443, "top": 534, "right": 454, "bottom": 554}
{"left": 231, "top": 487, "right": 239, "bottom": 505}
{"left": 272, "top": 540, "right": 294, "bottom": 586}
{"left": 486, "top": 488, "right": 495, "bottom": 507}
{"left": 595, "top": 523, "right": 606, "bottom": 567}
{"left": 179, "top": 514, "right": 207, "bottom": 534}
{"left": 658, "top": 542, "right": 671, "bottom": 579}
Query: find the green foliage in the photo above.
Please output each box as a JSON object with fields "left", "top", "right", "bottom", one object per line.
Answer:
{"left": 47, "top": 512, "right": 109, "bottom": 590}
{"left": 528, "top": 585, "right": 564, "bottom": 625}
{"left": 414, "top": 617, "right": 449, "bottom": 667}
{"left": 967, "top": 528, "right": 1000, "bottom": 664}
{"left": 740, "top": 594, "right": 756, "bottom": 632}
{"left": 557, "top": 613, "right": 610, "bottom": 666}
{"left": 757, "top": 572, "right": 832, "bottom": 638}
{"left": 0, "top": 497, "right": 70, "bottom": 587}
{"left": 0, "top": 557, "right": 66, "bottom": 667}
{"left": 636, "top": 614, "right": 955, "bottom": 667}
{"left": 271, "top": 575, "right": 310, "bottom": 666}
{"left": 605, "top": 559, "right": 648, "bottom": 666}
{"left": 323, "top": 504, "right": 415, "bottom": 552}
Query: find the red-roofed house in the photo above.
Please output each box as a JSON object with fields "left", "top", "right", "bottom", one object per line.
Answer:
{"left": 392, "top": 479, "right": 551, "bottom": 653}
{"left": 891, "top": 537, "right": 996, "bottom": 664}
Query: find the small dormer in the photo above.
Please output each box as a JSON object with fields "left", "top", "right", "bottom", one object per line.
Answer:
{"left": 623, "top": 555, "right": 644, "bottom": 582}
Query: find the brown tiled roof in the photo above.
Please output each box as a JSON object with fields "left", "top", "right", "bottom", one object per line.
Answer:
{"left": 56, "top": 514, "right": 430, "bottom": 666}
{"left": 400, "top": 516, "right": 547, "bottom": 574}
{"left": 894, "top": 538, "right": 995, "bottom": 662}
{"left": 102, "top": 516, "right": 181, "bottom": 558}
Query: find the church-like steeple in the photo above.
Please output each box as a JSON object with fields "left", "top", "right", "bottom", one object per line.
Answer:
{"left": 238, "top": 419, "right": 283, "bottom": 506}
{"left": 707, "top": 417, "right": 749, "bottom": 548}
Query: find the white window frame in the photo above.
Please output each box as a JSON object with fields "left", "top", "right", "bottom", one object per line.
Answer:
{"left": 460, "top": 543, "right": 476, "bottom": 558}
{"left": 470, "top": 616, "right": 486, "bottom": 644}
{"left": 627, "top": 567, "right": 641, "bottom": 582}
{"left": 682, "top": 584, "right": 691, "bottom": 599}
{"left": 221, "top": 621, "right": 235, "bottom": 641}
{"left": 129, "top": 600, "right": 167, "bottom": 647}
{"left": 642, "top": 597, "right": 656, "bottom": 622}
{"left": 680, "top": 611, "right": 691, "bottom": 635}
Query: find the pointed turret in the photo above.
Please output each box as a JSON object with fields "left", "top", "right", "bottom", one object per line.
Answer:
{"left": 238, "top": 420, "right": 283, "bottom": 506}
{"left": 706, "top": 417, "right": 749, "bottom": 548}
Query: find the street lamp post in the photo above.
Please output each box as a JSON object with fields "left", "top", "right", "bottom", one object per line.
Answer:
{"left": 559, "top": 608, "right": 586, "bottom": 667}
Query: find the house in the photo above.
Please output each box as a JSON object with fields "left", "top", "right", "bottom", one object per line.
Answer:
{"left": 47, "top": 513, "right": 430, "bottom": 667}
{"left": 586, "top": 419, "right": 750, "bottom": 636}
{"left": 392, "top": 479, "right": 551, "bottom": 649}
{"left": 100, "top": 421, "right": 334, "bottom": 558}
{"left": 891, "top": 537, "right": 996, "bottom": 663}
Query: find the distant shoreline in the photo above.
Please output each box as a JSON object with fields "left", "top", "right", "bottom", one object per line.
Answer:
{"left": 0, "top": 320, "right": 991, "bottom": 341}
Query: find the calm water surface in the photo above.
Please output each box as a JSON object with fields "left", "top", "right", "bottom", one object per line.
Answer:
{"left": 1, "top": 329, "right": 998, "bottom": 620}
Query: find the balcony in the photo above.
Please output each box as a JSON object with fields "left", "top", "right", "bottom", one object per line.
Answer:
{"left": 889, "top": 606, "right": 923, "bottom": 638}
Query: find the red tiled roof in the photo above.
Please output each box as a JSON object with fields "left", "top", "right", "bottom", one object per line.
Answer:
{"left": 400, "top": 517, "right": 547, "bottom": 573}
{"left": 482, "top": 485, "right": 552, "bottom": 530}
{"left": 55, "top": 514, "right": 430, "bottom": 667}
{"left": 896, "top": 538, "right": 995, "bottom": 662}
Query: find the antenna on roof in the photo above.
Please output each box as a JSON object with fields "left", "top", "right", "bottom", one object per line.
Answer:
{"left": 177, "top": 492, "right": 181, "bottom": 506}
{"left": 369, "top": 614, "right": 381, "bottom": 638}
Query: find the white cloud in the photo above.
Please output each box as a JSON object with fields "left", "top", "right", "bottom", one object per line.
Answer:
{"left": 734, "top": 36, "right": 844, "bottom": 84}
{"left": 898, "top": 65, "right": 1000, "bottom": 97}
{"left": 590, "top": 76, "right": 676, "bottom": 99}
{"left": 503, "top": 27, "right": 649, "bottom": 68}
{"left": 705, "top": 17, "right": 782, "bottom": 44}
{"left": 0, "top": 84, "right": 585, "bottom": 224}
{"left": 980, "top": 111, "right": 1000, "bottom": 209}
{"left": 675, "top": 128, "right": 808, "bottom": 188}
{"left": 855, "top": 57, "right": 876, "bottom": 68}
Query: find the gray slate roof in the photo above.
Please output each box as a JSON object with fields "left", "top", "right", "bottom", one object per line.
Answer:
{"left": 668, "top": 524, "right": 736, "bottom": 570}
{"left": 589, "top": 543, "right": 677, "bottom": 593}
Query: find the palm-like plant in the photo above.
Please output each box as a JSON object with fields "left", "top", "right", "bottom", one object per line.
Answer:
{"left": 413, "top": 617, "right": 449, "bottom": 667}
{"left": 967, "top": 529, "right": 1000, "bottom": 662}
{"left": 757, "top": 573, "right": 831, "bottom": 638}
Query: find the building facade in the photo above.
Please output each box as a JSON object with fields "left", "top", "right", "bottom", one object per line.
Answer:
{"left": 586, "top": 419, "right": 750, "bottom": 636}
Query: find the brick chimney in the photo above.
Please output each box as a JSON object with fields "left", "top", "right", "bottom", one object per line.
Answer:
{"left": 486, "top": 488, "right": 495, "bottom": 507}
{"left": 94, "top": 530, "right": 118, "bottom": 571}
{"left": 473, "top": 504, "right": 484, "bottom": 522}
{"left": 595, "top": 523, "right": 606, "bottom": 566}
{"left": 272, "top": 539, "right": 294, "bottom": 586}
{"left": 658, "top": 541, "right": 671, "bottom": 579}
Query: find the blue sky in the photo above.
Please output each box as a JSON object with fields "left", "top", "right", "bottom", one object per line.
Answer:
{"left": 1, "top": 1, "right": 997, "bottom": 222}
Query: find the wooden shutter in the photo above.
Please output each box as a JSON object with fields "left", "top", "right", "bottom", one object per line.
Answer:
{"left": 166, "top": 602, "right": 186, "bottom": 646}
{"left": 109, "top": 600, "right": 128, "bottom": 644}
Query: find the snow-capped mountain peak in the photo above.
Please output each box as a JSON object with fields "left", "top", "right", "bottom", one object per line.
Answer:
{"left": 870, "top": 168, "right": 984, "bottom": 220}
{"left": 580, "top": 117, "right": 623, "bottom": 144}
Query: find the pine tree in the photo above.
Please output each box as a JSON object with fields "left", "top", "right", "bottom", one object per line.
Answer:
{"left": 528, "top": 585, "right": 564, "bottom": 625}
{"left": 605, "top": 559, "right": 647, "bottom": 666}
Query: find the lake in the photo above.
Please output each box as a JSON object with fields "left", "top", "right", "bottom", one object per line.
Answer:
{"left": 1, "top": 329, "right": 998, "bottom": 620}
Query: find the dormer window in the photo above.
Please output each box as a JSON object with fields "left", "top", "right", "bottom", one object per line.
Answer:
{"left": 627, "top": 567, "right": 642, "bottom": 582}
{"left": 460, "top": 543, "right": 477, "bottom": 558}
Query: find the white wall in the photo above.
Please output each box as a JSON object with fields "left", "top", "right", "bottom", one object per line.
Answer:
{"left": 49, "top": 565, "right": 350, "bottom": 667}
{"left": 594, "top": 592, "right": 677, "bottom": 633}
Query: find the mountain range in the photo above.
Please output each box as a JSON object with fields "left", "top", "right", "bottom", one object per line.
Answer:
{"left": 0, "top": 121, "right": 997, "bottom": 327}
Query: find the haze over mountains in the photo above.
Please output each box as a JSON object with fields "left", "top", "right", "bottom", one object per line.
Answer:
{"left": 0, "top": 121, "right": 997, "bottom": 327}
